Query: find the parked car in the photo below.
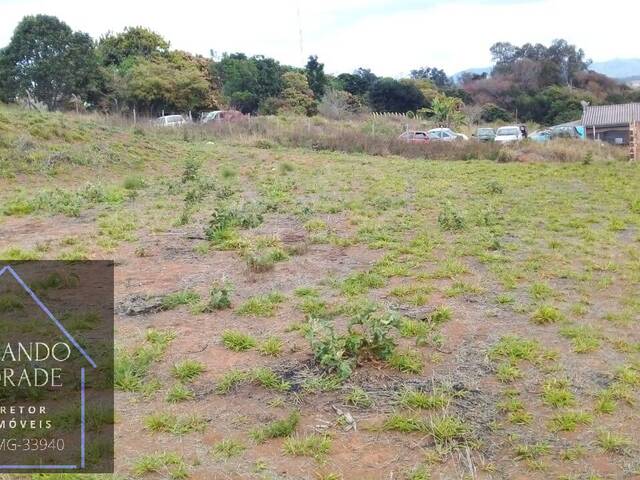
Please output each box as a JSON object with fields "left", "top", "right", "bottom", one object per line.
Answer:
{"left": 154, "top": 115, "right": 186, "bottom": 127}
{"left": 494, "top": 125, "right": 524, "bottom": 144}
{"left": 530, "top": 130, "right": 552, "bottom": 143}
{"left": 550, "top": 125, "right": 581, "bottom": 139}
{"left": 398, "top": 131, "right": 430, "bottom": 144}
{"left": 427, "top": 128, "right": 468, "bottom": 141}
{"left": 200, "top": 110, "right": 243, "bottom": 124}
{"left": 474, "top": 127, "right": 496, "bottom": 142}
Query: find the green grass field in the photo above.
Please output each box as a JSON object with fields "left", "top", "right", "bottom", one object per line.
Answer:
{"left": 1, "top": 104, "right": 639, "bottom": 479}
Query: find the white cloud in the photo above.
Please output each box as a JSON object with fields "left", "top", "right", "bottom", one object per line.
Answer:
{"left": 1, "top": 0, "right": 638, "bottom": 76}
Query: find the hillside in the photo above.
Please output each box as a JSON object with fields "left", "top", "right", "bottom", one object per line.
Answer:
{"left": 1, "top": 106, "right": 640, "bottom": 479}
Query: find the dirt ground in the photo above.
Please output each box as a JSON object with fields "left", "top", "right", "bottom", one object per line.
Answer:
{"left": 1, "top": 112, "right": 639, "bottom": 480}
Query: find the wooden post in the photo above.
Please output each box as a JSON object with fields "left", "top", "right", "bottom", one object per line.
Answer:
{"left": 630, "top": 122, "right": 639, "bottom": 161}
{"left": 133, "top": 106, "right": 136, "bottom": 125}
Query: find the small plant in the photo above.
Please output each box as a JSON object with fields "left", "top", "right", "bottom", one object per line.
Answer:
{"left": 237, "top": 292, "right": 285, "bottom": 317}
{"left": 514, "top": 442, "right": 550, "bottom": 460}
{"left": 166, "top": 383, "right": 194, "bottom": 403}
{"left": 530, "top": 282, "right": 553, "bottom": 300}
{"left": 215, "top": 369, "right": 250, "bottom": 394}
{"left": 172, "top": 359, "right": 205, "bottom": 383}
{"left": 596, "top": 430, "right": 630, "bottom": 454}
{"left": 345, "top": 387, "right": 373, "bottom": 408}
{"left": 531, "top": 305, "right": 563, "bottom": 324}
{"left": 496, "top": 362, "right": 522, "bottom": 383}
{"left": 486, "top": 180, "right": 504, "bottom": 194}
{"left": 258, "top": 336, "right": 283, "bottom": 356}
{"left": 438, "top": 203, "right": 465, "bottom": 231}
{"left": 212, "top": 439, "right": 246, "bottom": 459}
{"left": 389, "top": 350, "right": 423, "bottom": 374}
{"left": 123, "top": 175, "right": 146, "bottom": 190}
{"left": 559, "top": 324, "right": 601, "bottom": 353}
{"left": 144, "top": 412, "right": 206, "bottom": 435}
{"left": 382, "top": 413, "right": 427, "bottom": 432}
{"left": 133, "top": 452, "right": 186, "bottom": 476}
{"left": 428, "top": 414, "right": 469, "bottom": 446}
{"left": 161, "top": 289, "right": 200, "bottom": 311}
{"left": 252, "top": 367, "right": 291, "bottom": 392}
{"left": 489, "top": 336, "right": 543, "bottom": 363}
{"left": 399, "top": 388, "right": 449, "bottom": 410}
{"left": 197, "top": 280, "right": 233, "bottom": 311}
{"left": 541, "top": 378, "right": 575, "bottom": 408}
{"left": 340, "top": 271, "right": 385, "bottom": 296}
{"left": 250, "top": 411, "right": 300, "bottom": 443}
{"left": 548, "top": 411, "right": 592, "bottom": 432}
{"left": 222, "top": 330, "right": 256, "bottom": 352}
{"left": 429, "top": 305, "right": 452, "bottom": 324}
{"left": 283, "top": 434, "right": 331, "bottom": 460}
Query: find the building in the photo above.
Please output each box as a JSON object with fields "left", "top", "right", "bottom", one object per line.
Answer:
{"left": 581, "top": 103, "right": 640, "bottom": 145}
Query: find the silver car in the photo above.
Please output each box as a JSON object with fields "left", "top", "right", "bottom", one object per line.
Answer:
{"left": 427, "top": 128, "right": 469, "bottom": 141}
{"left": 154, "top": 115, "right": 186, "bottom": 127}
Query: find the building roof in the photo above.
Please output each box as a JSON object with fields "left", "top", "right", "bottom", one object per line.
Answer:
{"left": 581, "top": 103, "right": 640, "bottom": 127}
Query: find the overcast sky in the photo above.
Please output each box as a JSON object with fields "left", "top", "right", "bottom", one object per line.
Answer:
{"left": 1, "top": 0, "right": 639, "bottom": 77}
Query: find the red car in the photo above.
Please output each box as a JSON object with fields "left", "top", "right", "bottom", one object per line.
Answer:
{"left": 399, "top": 130, "right": 431, "bottom": 144}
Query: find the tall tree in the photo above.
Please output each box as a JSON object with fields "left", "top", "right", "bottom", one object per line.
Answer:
{"left": 0, "top": 15, "right": 99, "bottom": 109}
{"left": 368, "top": 78, "right": 426, "bottom": 113}
{"left": 410, "top": 66, "right": 451, "bottom": 88}
{"left": 336, "top": 68, "right": 378, "bottom": 96}
{"left": 280, "top": 71, "right": 317, "bottom": 116}
{"left": 305, "top": 55, "right": 326, "bottom": 99}
{"left": 97, "top": 26, "right": 170, "bottom": 66}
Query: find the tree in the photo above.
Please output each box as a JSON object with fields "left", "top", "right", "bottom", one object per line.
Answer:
{"left": 0, "top": 15, "right": 99, "bottom": 109}
{"left": 213, "top": 53, "right": 284, "bottom": 113}
{"left": 97, "top": 27, "right": 169, "bottom": 66}
{"left": 336, "top": 68, "right": 378, "bottom": 96}
{"left": 318, "top": 88, "right": 365, "bottom": 119}
{"left": 420, "top": 94, "right": 465, "bottom": 127}
{"left": 123, "top": 54, "right": 210, "bottom": 115}
{"left": 481, "top": 103, "right": 511, "bottom": 122}
{"left": 368, "top": 78, "right": 426, "bottom": 113}
{"left": 305, "top": 55, "right": 326, "bottom": 99}
{"left": 410, "top": 66, "right": 451, "bottom": 88}
{"left": 280, "top": 71, "right": 317, "bottom": 116}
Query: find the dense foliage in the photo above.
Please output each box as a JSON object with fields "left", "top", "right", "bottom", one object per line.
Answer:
{"left": 1, "top": 15, "right": 639, "bottom": 125}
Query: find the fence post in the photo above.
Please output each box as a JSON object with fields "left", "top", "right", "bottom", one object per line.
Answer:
{"left": 133, "top": 106, "right": 136, "bottom": 125}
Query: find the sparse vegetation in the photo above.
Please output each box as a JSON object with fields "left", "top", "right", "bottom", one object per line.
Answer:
{"left": 2, "top": 101, "right": 638, "bottom": 478}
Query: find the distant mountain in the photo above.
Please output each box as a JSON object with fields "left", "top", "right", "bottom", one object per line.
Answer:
{"left": 451, "top": 67, "right": 491, "bottom": 82}
{"left": 451, "top": 59, "right": 640, "bottom": 83}
{"left": 451, "top": 67, "right": 493, "bottom": 82}
{"left": 589, "top": 58, "right": 640, "bottom": 79}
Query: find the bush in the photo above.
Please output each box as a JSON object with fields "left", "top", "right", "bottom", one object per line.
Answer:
{"left": 307, "top": 306, "right": 400, "bottom": 379}
{"left": 438, "top": 204, "right": 465, "bottom": 231}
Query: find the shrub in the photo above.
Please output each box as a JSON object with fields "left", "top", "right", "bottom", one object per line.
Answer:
{"left": 438, "top": 204, "right": 465, "bottom": 231}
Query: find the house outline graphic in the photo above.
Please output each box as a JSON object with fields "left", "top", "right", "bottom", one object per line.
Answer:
{"left": 0, "top": 264, "right": 97, "bottom": 470}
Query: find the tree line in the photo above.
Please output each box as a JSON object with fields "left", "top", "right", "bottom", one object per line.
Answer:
{"left": 1, "top": 15, "right": 638, "bottom": 125}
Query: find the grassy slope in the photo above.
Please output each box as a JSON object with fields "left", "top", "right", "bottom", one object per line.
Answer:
{"left": 1, "top": 104, "right": 639, "bottom": 478}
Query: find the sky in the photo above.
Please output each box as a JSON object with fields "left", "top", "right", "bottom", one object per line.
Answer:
{"left": 1, "top": 0, "right": 639, "bottom": 77}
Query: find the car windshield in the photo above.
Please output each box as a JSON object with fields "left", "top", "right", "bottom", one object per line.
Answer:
{"left": 478, "top": 128, "right": 494, "bottom": 134}
{"left": 497, "top": 127, "right": 519, "bottom": 136}
{"left": 166, "top": 116, "right": 183, "bottom": 122}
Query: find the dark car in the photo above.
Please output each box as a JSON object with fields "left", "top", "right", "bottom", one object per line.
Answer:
{"left": 399, "top": 131, "right": 430, "bottom": 144}
{"left": 474, "top": 127, "right": 496, "bottom": 142}
{"left": 550, "top": 125, "right": 581, "bottom": 139}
